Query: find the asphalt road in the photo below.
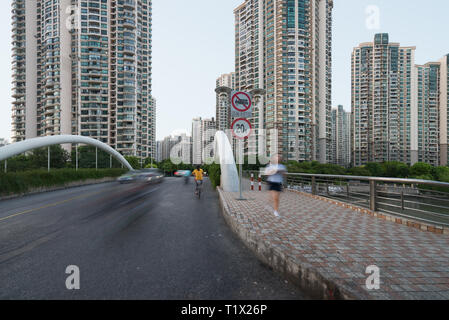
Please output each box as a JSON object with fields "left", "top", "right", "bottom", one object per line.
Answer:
{"left": 0, "top": 177, "right": 305, "bottom": 299}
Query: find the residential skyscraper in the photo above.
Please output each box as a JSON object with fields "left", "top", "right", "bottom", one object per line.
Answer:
{"left": 0, "top": 138, "right": 9, "bottom": 148}
{"left": 192, "top": 117, "right": 216, "bottom": 165}
{"left": 439, "top": 55, "right": 449, "bottom": 166}
{"left": 156, "top": 140, "right": 163, "bottom": 162}
{"left": 331, "top": 106, "right": 351, "bottom": 167}
{"left": 414, "top": 63, "right": 440, "bottom": 166}
{"left": 192, "top": 118, "right": 202, "bottom": 165}
{"left": 216, "top": 73, "right": 235, "bottom": 132}
{"left": 352, "top": 34, "right": 415, "bottom": 166}
{"left": 11, "top": 0, "right": 155, "bottom": 159}
{"left": 414, "top": 55, "right": 449, "bottom": 167}
{"left": 234, "top": 0, "right": 333, "bottom": 163}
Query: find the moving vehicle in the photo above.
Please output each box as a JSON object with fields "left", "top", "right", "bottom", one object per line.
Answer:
{"left": 117, "top": 171, "right": 139, "bottom": 184}
{"left": 137, "top": 168, "right": 165, "bottom": 184}
{"left": 174, "top": 170, "right": 191, "bottom": 177}
{"left": 117, "top": 169, "right": 164, "bottom": 184}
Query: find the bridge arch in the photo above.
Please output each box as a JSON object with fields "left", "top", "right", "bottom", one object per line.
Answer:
{"left": 0, "top": 135, "right": 133, "bottom": 171}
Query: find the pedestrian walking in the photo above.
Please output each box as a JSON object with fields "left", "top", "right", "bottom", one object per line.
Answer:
{"left": 264, "top": 155, "right": 287, "bottom": 217}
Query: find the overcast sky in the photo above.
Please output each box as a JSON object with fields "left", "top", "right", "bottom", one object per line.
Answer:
{"left": 0, "top": 0, "right": 448, "bottom": 142}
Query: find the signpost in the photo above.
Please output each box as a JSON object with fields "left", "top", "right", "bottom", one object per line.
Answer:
{"left": 230, "top": 91, "right": 253, "bottom": 200}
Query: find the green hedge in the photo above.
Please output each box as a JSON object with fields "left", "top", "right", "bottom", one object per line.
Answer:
{"left": 0, "top": 168, "right": 127, "bottom": 196}
{"left": 207, "top": 164, "right": 221, "bottom": 189}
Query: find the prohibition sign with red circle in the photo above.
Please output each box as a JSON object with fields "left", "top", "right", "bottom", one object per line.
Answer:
{"left": 231, "top": 92, "right": 252, "bottom": 113}
{"left": 231, "top": 118, "right": 252, "bottom": 140}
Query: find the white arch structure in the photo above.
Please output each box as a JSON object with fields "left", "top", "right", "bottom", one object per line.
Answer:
{"left": 0, "top": 135, "right": 133, "bottom": 171}
{"left": 213, "top": 131, "right": 239, "bottom": 192}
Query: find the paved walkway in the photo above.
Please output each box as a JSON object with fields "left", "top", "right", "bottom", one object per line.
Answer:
{"left": 218, "top": 187, "right": 449, "bottom": 300}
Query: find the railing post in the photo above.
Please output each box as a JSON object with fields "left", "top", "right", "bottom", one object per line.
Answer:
{"left": 312, "top": 176, "right": 317, "bottom": 195}
{"left": 48, "top": 146, "right": 50, "bottom": 173}
{"left": 76, "top": 144, "right": 78, "bottom": 171}
{"left": 401, "top": 191, "right": 404, "bottom": 211}
{"left": 96, "top": 147, "right": 98, "bottom": 171}
{"left": 347, "top": 183, "right": 350, "bottom": 198}
{"left": 370, "top": 180, "right": 377, "bottom": 211}
{"left": 4, "top": 159, "right": 7, "bottom": 174}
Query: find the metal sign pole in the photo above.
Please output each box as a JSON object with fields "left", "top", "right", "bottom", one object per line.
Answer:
{"left": 237, "top": 139, "right": 245, "bottom": 201}
{"left": 239, "top": 162, "right": 243, "bottom": 200}
{"left": 230, "top": 90, "right": 253, "bottom": 201}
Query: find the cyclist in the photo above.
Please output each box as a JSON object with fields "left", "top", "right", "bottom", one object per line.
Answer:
{"left": 192, "top": 165, "right": 204, "bottom": 196}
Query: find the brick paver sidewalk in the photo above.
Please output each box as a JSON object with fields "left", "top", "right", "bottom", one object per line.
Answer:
{"left": 218, "top": 188, "right": 449, "bottom": 300}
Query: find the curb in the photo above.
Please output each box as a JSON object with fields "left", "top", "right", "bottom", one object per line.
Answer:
{"left": 217, "top": 188, "right": 356, "bottom": 300}
{"left": 0, "top": 178, "right": 117, "bottom": 201}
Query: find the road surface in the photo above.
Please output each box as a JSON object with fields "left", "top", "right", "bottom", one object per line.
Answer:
{"left": 0, "top": 178, "right": 305, "bottom": 299}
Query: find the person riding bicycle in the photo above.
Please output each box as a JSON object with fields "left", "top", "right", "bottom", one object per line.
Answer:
{"left": 192, "top": 166, "right": 204, "bottom": 195}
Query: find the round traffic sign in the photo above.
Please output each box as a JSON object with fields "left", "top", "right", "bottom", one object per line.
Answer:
{"left": 231, "top": 92, "right": 252, "bottom": 112}
{"left": 231, "top": 118, "right": 252, "bottom": 140}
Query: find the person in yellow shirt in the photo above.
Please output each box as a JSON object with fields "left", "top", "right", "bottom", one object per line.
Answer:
{"left": 192, "top": 166, "right": 204, "bottom": 195}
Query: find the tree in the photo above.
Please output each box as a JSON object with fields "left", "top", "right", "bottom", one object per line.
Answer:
{"left": 71, "top": 146, "right": 121, "bottom": 169}
{"left": 347, "top": 166, "right": 371, "bottom": 176}
{"left": 434, "top": 166, "right": 449, "bottom": 183}
{"left": 410, "top": 162, "right": 433, "bottom": 178}
{"left": 365, "top": 162, "right": 385, "bottom": 177}
{"left": 159, "top": 159, "right": 177, "bottom": 175}
{"left": 124, "top": 156, "right": 141, "bottom": 170}
{"left": 382, "top": 161, "right": 410, "bottom": 178}
{"left": 29, "top": 145, "right": 70, "bottom": 169}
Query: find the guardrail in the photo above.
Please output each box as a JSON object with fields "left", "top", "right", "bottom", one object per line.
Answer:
{"left": 245, "top": 170, "right": 449, "bottom": 227}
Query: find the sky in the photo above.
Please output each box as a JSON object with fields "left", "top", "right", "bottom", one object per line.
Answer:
{"left": 0, "top": 0, "right": 448, "bottom": 142}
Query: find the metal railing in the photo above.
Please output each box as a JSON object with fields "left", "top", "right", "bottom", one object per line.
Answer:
{"left": 245, "top": 170, "right": 449, "bottom": 228}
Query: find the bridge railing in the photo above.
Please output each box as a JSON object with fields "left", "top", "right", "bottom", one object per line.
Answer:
{"left": 245, "top": 170, "right": 449, "bottom": 228}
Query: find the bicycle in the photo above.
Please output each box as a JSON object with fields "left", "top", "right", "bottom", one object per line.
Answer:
{"left": 194, "top": 180, "right": 203, "bottom": 199}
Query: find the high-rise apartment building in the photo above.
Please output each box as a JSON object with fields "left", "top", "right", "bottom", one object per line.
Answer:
{"left": 234, "top": 0, "right": 333, "bottom": 163}
{"left": 11, "top": 0, "right": 155, "bottom": 159}
{"left": 414, "top": 55, "right": 449, "bottom": 167}
{"left": 0, "top": 138, "right": 9, "bottom": 148}
{"left": 202, "top": 118, "right": 217, "bottom": 163}
{"left": 414, "top": 63, "right": 440, "bottom": 166}
{"left": 192, "top": 117, "right": 216, "bottom": 165}
{"left": 216, "top": 73, "right": 235, "bottom": 132}
{"left": 156, "top": 140, "right": 162, "bottom": 162}
{"left": 331, "top": 106, "right": 351, "bottom": 167}
{"left": 352, "top": 34, "right": 415, "bottom": 166}
{"left": 192, "top": 118, "right": 202, "bottom": 165}
{"left": 439, "top": 55, "right": 449, "bottom": 166}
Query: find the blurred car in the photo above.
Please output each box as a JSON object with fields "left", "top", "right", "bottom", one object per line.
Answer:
{"left": 174, "top": 170, "right": 191, "bottom": 177}
{"left": 136, "top": 168, "right": 165, "bottom": 184}
{"left": 117, "top": 171, "right": 139, "bottom": 184}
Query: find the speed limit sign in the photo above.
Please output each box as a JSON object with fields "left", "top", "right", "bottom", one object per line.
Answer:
{"left": 231, "top": 118, "right": 252, "bottom": 140}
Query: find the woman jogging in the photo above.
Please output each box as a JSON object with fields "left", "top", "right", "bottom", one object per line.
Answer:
{"left": 264, "top": 155, "right": 287, "bottom": 217}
